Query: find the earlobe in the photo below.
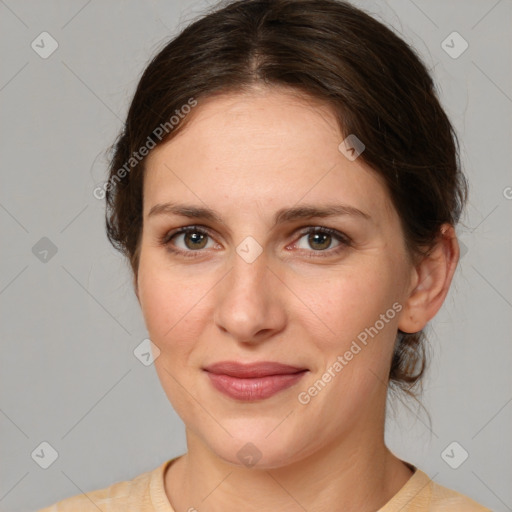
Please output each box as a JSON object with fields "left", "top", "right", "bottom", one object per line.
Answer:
{"left": 398, "top": 224, "right": 460, "bottom": 334}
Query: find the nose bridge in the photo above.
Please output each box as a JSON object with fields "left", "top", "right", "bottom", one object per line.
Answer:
{"left": 226, "top": 248, "right": 271, "bottom": 311}
{"left": 213, "top": 247, "right": 285, "bottom": 342}
{"left": 225, "top": 231, "right": 272, "bottom": 296}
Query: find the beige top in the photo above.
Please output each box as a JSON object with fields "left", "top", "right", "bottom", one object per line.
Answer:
{"left": 37, "top": 457, "right": 491, "bottom": 511}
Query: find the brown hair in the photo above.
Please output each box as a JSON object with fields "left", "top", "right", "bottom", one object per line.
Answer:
{"left": 104, "top": 0, "right": 468, "bottom": 395}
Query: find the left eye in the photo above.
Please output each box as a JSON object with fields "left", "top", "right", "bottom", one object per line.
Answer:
{"left": 294, "top": 228, "right": 346, "bottom": 252}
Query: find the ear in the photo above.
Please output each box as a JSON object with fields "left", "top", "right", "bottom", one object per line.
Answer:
{"left": 398, "top": 224, "right": 460, "bottom": 334}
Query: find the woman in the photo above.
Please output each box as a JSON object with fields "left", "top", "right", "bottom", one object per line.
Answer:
{"left": 39, "top": 0, "right": 491, "bottom": 510}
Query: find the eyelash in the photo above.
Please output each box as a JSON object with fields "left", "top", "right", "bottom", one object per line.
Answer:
{"left": 159, "top": 225, "right": 351, "bottom": 259}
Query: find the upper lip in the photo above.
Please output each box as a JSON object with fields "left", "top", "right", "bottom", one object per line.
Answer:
{"left": 203, "top": 361, "right": 307, "bottom": 378}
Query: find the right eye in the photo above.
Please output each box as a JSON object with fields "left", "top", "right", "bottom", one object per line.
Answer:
{"left": 160, "top": 225, "right": 219, "bottom": 257}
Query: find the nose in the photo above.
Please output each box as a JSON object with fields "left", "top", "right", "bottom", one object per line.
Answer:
{"left": 213, "top": 250, "right": 287, "bottom": 345}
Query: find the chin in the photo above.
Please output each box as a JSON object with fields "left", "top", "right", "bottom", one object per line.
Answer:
{"left": 200, "top": 420, "right": 317, "bottom": 470}
{"left": 214, "top": 441, "right": 297, "bottom": 470}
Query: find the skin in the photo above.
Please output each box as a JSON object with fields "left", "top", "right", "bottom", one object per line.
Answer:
{"left": 135, "top": 86, "right": 460, "bottom": 512}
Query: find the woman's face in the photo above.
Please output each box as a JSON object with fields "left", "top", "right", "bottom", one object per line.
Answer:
{"left": 137, "top": 88, "right": 416, "bottom": 467}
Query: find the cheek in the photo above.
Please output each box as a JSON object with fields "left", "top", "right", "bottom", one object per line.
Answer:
{"left": 138, "top": 270, "right": 175, "bottom": 340}
{"left": 297, "top": 263, "right": 399, "bottom": 350}
{"left": 136, "top": 255, "right": 228, "bottom": 434}
{"left": 295, "top": 270, "right": 401, "bottom": 418}
{"left": 137, "top": 253, "right": 186, "bottom": 340}
{"left": 136, "top": 254, "right": 216, "bottom": 354}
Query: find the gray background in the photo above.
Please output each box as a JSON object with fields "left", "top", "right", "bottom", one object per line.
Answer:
{"left": 0, "top": 0, "right": 511, "bottom": 511}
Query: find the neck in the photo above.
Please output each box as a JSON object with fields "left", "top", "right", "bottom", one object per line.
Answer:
{"left": 165, "top": 425, "right": 413, "bottom": 512}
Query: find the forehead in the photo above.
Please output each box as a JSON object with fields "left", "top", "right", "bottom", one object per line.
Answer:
{"left": 143, "top": 88, "right": 395, "bottom": 225}
{"left": 148, "top": 88, "right": 341, "bottom": 167}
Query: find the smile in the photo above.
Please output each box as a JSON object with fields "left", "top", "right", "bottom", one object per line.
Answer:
{"left": 203, "top": 361, "right": 308, "bottom": 401}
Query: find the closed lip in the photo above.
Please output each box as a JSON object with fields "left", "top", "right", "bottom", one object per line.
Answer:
{"left": 203, "top": 361, "right": 307, "bottom": 378}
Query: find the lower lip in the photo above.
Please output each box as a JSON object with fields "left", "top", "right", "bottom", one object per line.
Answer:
{"left": 205, "top": 371, "right": 307, "bottom": 401}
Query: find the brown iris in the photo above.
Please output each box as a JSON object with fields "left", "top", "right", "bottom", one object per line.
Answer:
{"left": 308, "top": 232, "right": 331, "bottom": 250}
{"left": 184, "top": 231, "right": 208, "bottom": 250}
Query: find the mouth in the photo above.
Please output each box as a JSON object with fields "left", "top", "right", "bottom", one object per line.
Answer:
{"left": 203, "top": 361, "right": 308, "bottom": 401}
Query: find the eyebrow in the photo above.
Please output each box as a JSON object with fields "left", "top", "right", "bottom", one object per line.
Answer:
{"left": 147, "top": 202, "right": 371, "bottom": 225}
